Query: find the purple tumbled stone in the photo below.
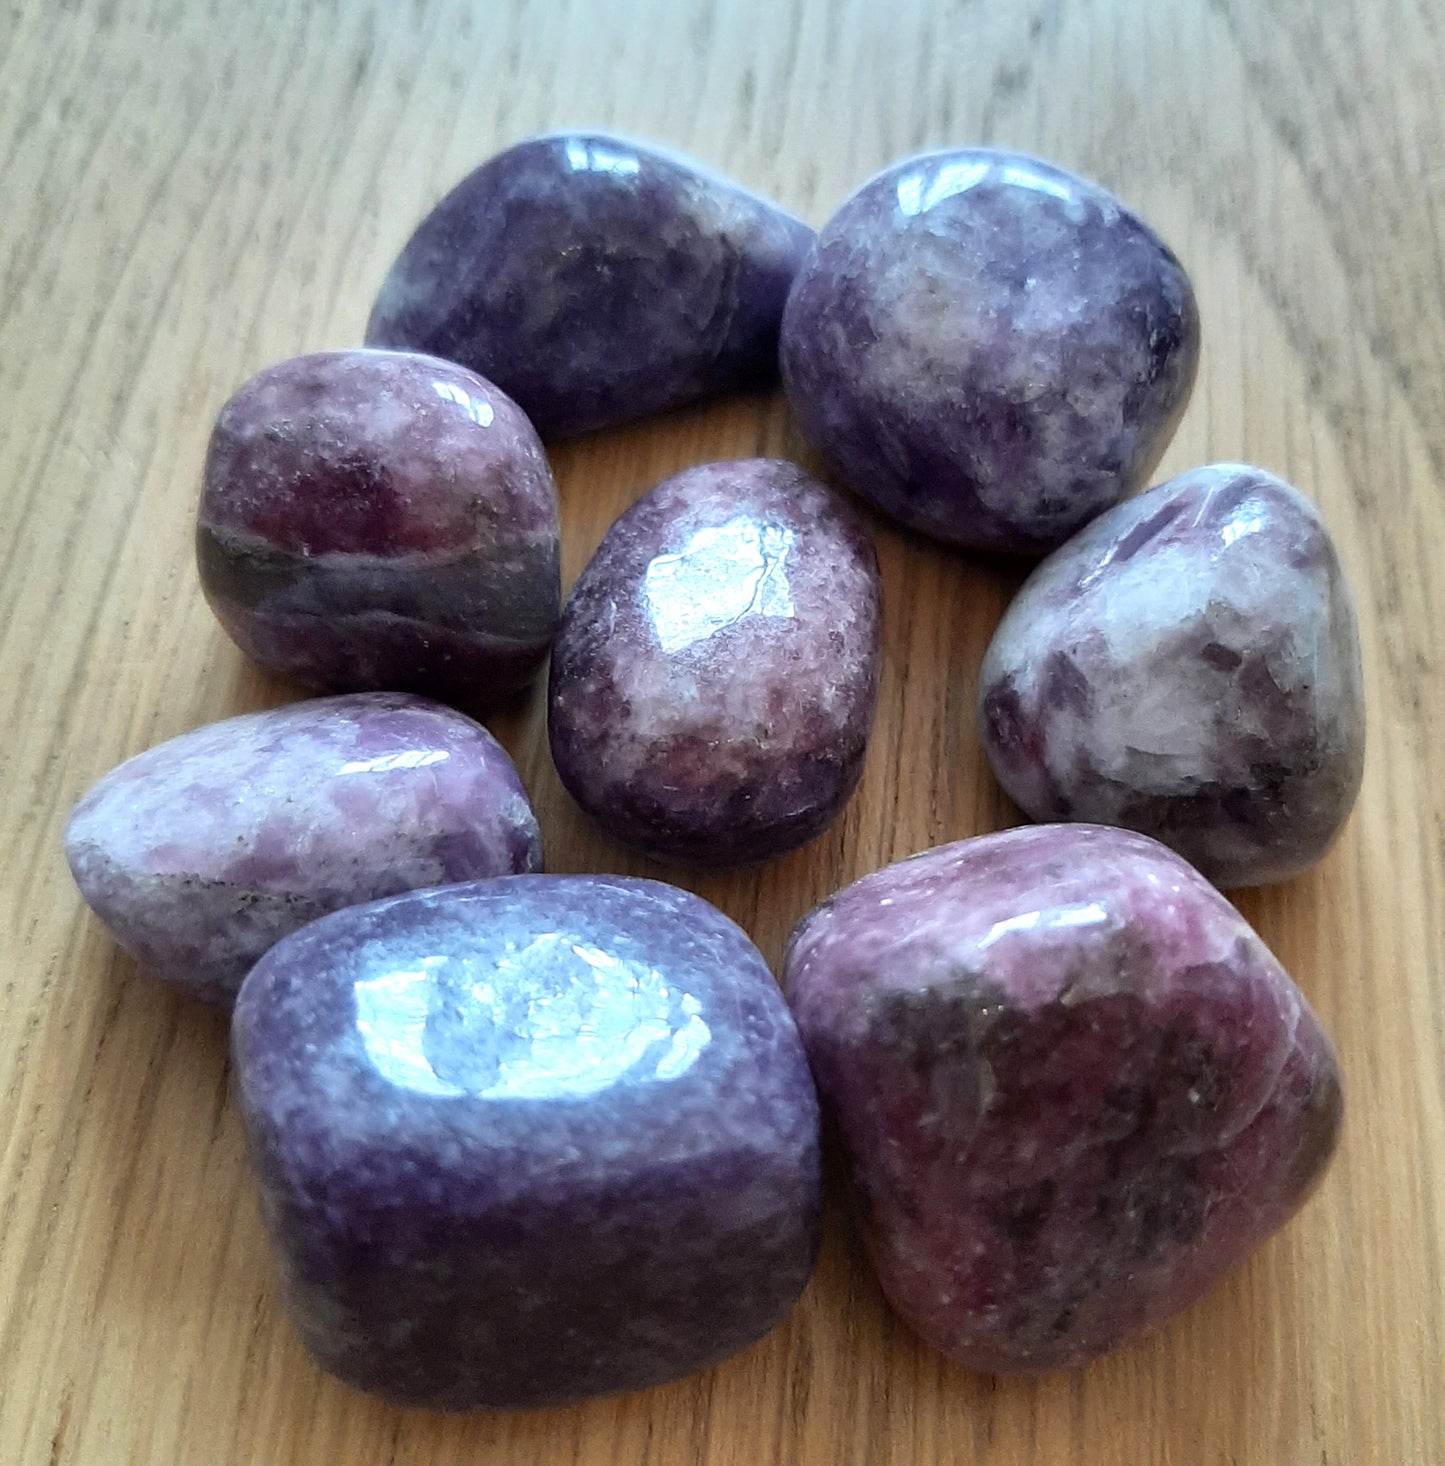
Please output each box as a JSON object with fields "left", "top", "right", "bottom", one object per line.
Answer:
{"left": 548, "top": 459, "right": 882, "bottom": 867}
{"left": 780, "top": 149, "right": 1199, "bottom": 554}
{"left": 365, "top": 133, "right": 814, "bottom": 439}
{"left": 197, "top": 349, "right": 560, "bottom": 704}
{"left": 64, "top": 693, "right": 541, "bottom": 1008}
{"left": 233, "top": 876, "right": 821, "bottom": 1410}
{"left": 978, "top": 464, "right": 1366, "bottom": 887}
{"left": 784, "top": 825, "right": 1342, "bottom": 1373}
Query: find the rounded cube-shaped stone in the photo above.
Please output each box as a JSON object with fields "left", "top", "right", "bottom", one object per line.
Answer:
{"left": 781, "top": 149, "right": 1199, "bottom": 554}
{"left": 65, "top": 693, "right": 541, "bottom": 1007}
{"left": 978, "top": 464, "right": 1365, "bottom": 886}
{"left": 197, "top": 349, "right": 560, "bottom": 704}
{"left": 784, "top": 824, "right": 1342, "bottom": 1373}
{"left": 233, "top": 875, "right": 822, "bottom": 1409}
{"left": 548, "top": 459, "right": 882, "bottom": 867}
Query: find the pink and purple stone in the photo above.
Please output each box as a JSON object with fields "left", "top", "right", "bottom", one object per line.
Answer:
{"left": 784, "top": 824, "right": 1341, "bottom": 1372}
{"left": 197, "top": 349, "right": 560, "bottom": 706}
{"left": 233, "top": 875, "right": 822, "bottom": 1409}
{"left": 548, "top": 459, "right": 882, "bottom": 867}
{"left": 366, "top": 133, "right": 814, "bottom": 439}
{"left": 978, "top": 464, "right": 1365, "bottom": 887}
{"left": 65, "top": 693, "right": 541, "bottom": 1008}
{"left": 781, "top": 149, "right": 1199, "bottom": 555}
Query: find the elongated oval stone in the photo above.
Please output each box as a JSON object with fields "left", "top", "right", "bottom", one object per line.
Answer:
{"left": 548, "top": 459, "right": 882, "bottom": 867}
{"left": 197, "top": 349, "right": 560, "bottom": 705}
{"left": 366, "top": 133, "right": 814, "bottom": 438}
{"left": 233, "top": 875, "right": 822, "bottom": 1410}
{"left": 784, "top": 825, "right": 1342, "bottom": 1373}
{"left": 65, "top": 693, "right": 541, "bottom": 1007}
{"left": 781, "top": 149, "right": 1199, "bottom": 554}
{"left": 978, "top": 465, "right": 1366, "bottom": 887}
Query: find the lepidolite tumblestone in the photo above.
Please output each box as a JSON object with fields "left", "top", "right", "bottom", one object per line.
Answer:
{"left": 978, "top": 465, "right": 1366, "bottom": 887}
{"left": 233, "top": 876, "right": 822, "bottom": 1410}
{"left": 365, "top": 133, "right": 814, "bottom": 439}
{"left": 784, "top": 825, "right": 1342, "bottom": 1373}
{"left": 548, "top": 459, "right": 882, "bottom": 867}
{"left": 780, "top": 149, "right": 1199, "bottom": 554}
{"left": 197, "top": 349, "right": 560, "bottom": 705}
{"left": 64, "top": 693, "right": 541, "bottom": 1008}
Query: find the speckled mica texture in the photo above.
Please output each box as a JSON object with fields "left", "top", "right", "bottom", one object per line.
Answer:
{"left": 548, "top": 459, "right": 882, "bottom": 867}
{"left": 197, "top": 349, "right": 560, "bottom": 705}
{"left": 65, "top": 693, "right": 541, "bottom": 1007}
{"left": 978, "top": 464, "right": 1365, "bottom": 887}
{"left": 784, "top": 824, "right": 1341, "bottom": 1373}
{"left": 365, "top": 132, "right": 814, "bottom": 439}
{"left": 781, "top": 149, "right": 1199, "bottom": 554}
{"left": 233, "top": 875, "right": 822, "bottom": 1410}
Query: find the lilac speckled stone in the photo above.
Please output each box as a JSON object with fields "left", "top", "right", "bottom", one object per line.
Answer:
{"left": 780, "top": 149, "right": 1199, "bottom": 554}
{"left": 978, "top": 465, "right": 1366, "bottom": 887}
{"left": 64, "top": 694, "right": 541, "bottom": 1008}
{"left": 197, "top": 349, "right": 560, "bottom": 705}
{"left": 233, "top": 876, "right": 821, "bottom": 1410}
{"left": 548, "top": 460, "right": 881, "bottom": 867}
{"left": 365, "top": 133, "right": 814, "bottom": 439}
{"left": 784, "top": 825, "right": 1341, "bottom": 1373}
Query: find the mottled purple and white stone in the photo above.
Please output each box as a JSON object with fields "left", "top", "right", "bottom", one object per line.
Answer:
{"left": 197, "top": 349, "right": 560, "bottom": 705}
{"left": 233, "top": 875, "right": 821, "bottom": 1410}
{"left": 548, "top": 460, "right": 882, "bottom": 867}
{"left": 365, "top": 133, "right": 815, "bottom": 439}
{"left": 978, "top": 465, "right": 1366, "bottom": 888}
{"left": 64, "top": 693, "right": 541, "bottom": 1008}
{"left": 784, "top": 824, "right": 1341, "bottom": 1373}
{"left": 780, "top": 149, "right": 1199, "bottom": 554}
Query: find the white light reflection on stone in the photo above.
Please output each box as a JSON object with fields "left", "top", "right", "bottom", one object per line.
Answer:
{"left": 1220, "top": 514, "right": 1265, "bottom": 548}
{"left": 432, "top": 379, "right": 495, "bottom": 426}
{"left": 352, "top": 933, "right": 711, "bottom": 1099}
{"left": 643, "top": 518, "right": 796, "bottom": 654}
{"left": 339, "top": 749, "right": 450, "bottom": 775}
{"left": 563, "top": 139, "right": 640, "bottom": 176}
{"left": 976, "top": 901, "right": 1109, "bottom": 949}
{"left": 897, "top": 158, "right": 990, "bottom": 217}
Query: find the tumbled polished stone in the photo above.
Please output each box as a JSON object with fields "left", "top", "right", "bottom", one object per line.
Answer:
{"left": 65, "top": 694, "right": 540, "bottom": 1008}
{"left": 548, "top": 459, "right": 881, "bottom": 867}
{"left": 978, "top": 465, "right": 1365, "bottom": 887}
{"left": 197, "top": 349, "right": 559, "bottom": 705}
{"left": 781, "top": 149, "right": 1199, "bottom": 554}
{"left": 233, "top": 876, "right": 821, "bottom": 1410}
{"left": 784, "top": 824, "right": 1341, "bottom": 1373}
{"left": 365, "top": 133, "right": 814, "bottom": 438}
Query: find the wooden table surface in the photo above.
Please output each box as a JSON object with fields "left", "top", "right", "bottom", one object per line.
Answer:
{"left": 3, "top": 1, "right": 1443, "bottom": 1461}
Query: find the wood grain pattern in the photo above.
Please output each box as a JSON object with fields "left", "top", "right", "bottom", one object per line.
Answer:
{"left": 2, "top": 0, "right": 1441, "bottom": 1460}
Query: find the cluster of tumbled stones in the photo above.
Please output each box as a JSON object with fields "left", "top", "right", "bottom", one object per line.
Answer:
{"left": 66, "top": 133, "right": 1360, "bottom": 1410}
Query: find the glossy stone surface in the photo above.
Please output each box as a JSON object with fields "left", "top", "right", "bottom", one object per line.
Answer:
{"left": 65, "top": 694, "right": 541, "bottom": 1008}
{"left": 197, "top": 349, "right": 560, "bottom": 705}
{"left": 233, "top": 876, "right": 821, "bottom": 1410}
{"left": 780, "top": 149, "right": 1199, "bottom": 554}
{"left": 549, "top": 459, "right": 882, "bottom": 867}
{"left": 978, "top": 465, "right": 1366, "bottom": 887}
{"left": 784, "top": 824, "right": 1342, "bottom": 1373}
{"left": 365, "top": 133, "right": 814, "bottom": 439}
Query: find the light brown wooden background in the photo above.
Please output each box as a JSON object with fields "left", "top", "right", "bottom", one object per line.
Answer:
{"left": 3, "top": 0, "right": 1442, "bottom": 1461}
